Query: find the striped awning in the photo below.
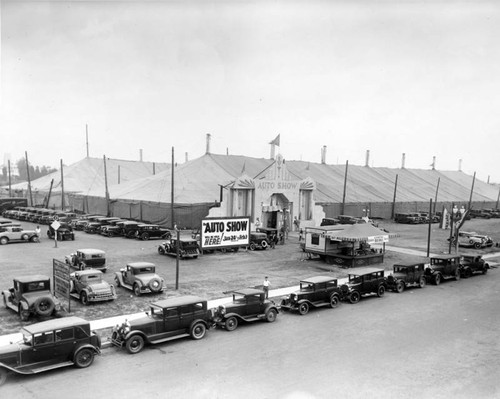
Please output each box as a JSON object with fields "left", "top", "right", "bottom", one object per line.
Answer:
{"left": 327, "top": 223, "right": 398, "bottom": 243}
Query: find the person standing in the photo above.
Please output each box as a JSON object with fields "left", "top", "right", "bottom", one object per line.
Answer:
{"left": 255, "top": 217, "right": 261, "bottom": 229}
{"left": 35, "top": 226, "right": 41, "bottom": 243}
{"left": 293, "top": 216, "right": 300, "bottom": 232}
{"left": 263, "top": 276, "right": 271, "bottom": 299}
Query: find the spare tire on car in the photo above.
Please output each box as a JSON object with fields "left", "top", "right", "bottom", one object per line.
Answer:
{"left": 34, "top": 297, "right": 55, "bottom": 316}
{"left": 148, "top": 278, "right": 162, "bottom": 293}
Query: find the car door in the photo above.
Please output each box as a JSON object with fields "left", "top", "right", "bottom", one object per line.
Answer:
{"left": 53, "top": 327, "right": 76, "bottom": 362}
{"left": 31, "top": 331, "right": 56, "bottom": 365}
{"left": 246, "top": 294, "right": 263, "bottom": 316}
{"left": 179, "top": 305, "right": 195, "bottom": 333}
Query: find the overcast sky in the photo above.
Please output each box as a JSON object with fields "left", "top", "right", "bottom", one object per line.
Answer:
{"left": 2, "top": 0, "right": 500, "bottom": 183}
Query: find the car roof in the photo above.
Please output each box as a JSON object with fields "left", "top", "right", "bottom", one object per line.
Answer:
{"left": 393, "top": 263, "right": 425, "bottom": 268}
{"left": 127, "top": 262, "right": 156, "bottom": 268}
{"left": 73, "top": 269, "right": 103, "bottom": 276}
{"left": 229, "top": 288, "right": 264, "bottom": 296}
{"left": 22, "top": 316, "right": 89, "bottom": 334}
{"left": 431, "top": 255, "right": 461, "bottom": 260}
{"left": 15, "top": 275, "right": 50, "bottom": 283}
{"left": 152, "top": 295, "right": 206, "bottom": 308}
{"left": 77, "top": 248, "right": 105, "bottom": 254}
{"left": 300, "top": 276, "right": 337, "bottom": 284}
{"left": 348, "top": 267, "right": 384, "bottom": 276}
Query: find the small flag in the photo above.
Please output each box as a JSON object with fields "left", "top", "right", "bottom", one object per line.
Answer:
{"left": 269, "top": 134, "right": 280, "bottom": 146}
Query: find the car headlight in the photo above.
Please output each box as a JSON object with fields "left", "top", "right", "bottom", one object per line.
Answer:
{"left": 219, "top": 305, "right": 226, "bottom": 315}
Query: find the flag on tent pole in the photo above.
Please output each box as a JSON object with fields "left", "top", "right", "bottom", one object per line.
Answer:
{"left": 269, "top": 134, "right": 280, "bottom": 146}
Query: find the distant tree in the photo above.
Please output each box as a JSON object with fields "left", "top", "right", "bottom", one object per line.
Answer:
{"left": 1, "top": 166, "right": 6, "bottom": 178}
{"left": 16, "top": 158, "right": 56, "bottom": 181}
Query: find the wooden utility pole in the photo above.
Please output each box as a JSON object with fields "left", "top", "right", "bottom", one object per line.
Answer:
{"left": 171, "top": 147, "right": 175, "bottom": 229}
{"left": 25, "top": 151, "right": 33, "bottom": 206}
{"left": 8, "top": 160, "right": 12, "bottom": 196}
{"left": 468, "top": 172, "right": 476, "bottom": 210}
{"left": 60, "top": 159, "right": 65, "bottom": 210}
{"left": 433, "top": 177, "right": 440, "bottom": 214}
{"left": 426, "top": 199, "right": 433, "bottom": 257}
{"left": 391, "top": 174, "right": 399, "bottom": 219}
{"left": 86, "top": 124, "right": 89, "bottom": 158}
{"left": 341, "top": 160, "right": 348, "bottom": 215}
{"left": 46, "top": 179, "right": 54, "bottom": 208}
{"left": 103, "top": 155, "right": 110, "bottom": 216}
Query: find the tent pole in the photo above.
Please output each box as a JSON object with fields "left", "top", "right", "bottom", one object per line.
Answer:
{"left": 341, "top": 160, "right": 348, "bottom": 215}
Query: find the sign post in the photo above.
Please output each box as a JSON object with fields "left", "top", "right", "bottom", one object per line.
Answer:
{"left": 51, "top": 219, "right": 61, "bottom": 248}
{"left": 53, "top": 259, "right": 71, "bottom": 313}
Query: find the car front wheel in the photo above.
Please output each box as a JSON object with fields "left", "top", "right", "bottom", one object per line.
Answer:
{"left": 225, "top": 316, "right": 238, "bottom": 331}
{"left": 434, "top": 274, "right": 441, "bottom": 285}
{"left": 190, "top": 322, "right": 207, "bottom": 340}
{"left": 266, "top": 308, "right": 277, "bottom": 322}
{"left": 419, "top": 277, "right": 426, "bottom": 288}
{"left": 126, "top": 335, "right": 145, "bottom": 354}
{"left": 80, "top": 292, "right": 89, "bottom": 306}
{"left": 329, "top": 295, "right": 339, "bottom": 308}
{"left": 133, "top": 283, "right": 141, "bottom": 296}
{"left": 74, "top": 348, "right": 95, "bottom": 368}
{"left": 298, "top": 302, "right": 309, "bottom": 315}
{"left": 396, "top": 281, "right": 404, "bottom": 293}
{"left": 377, "top": 285, "right": 386, "bottom": 297}
{"left": 349, "top": 291, "right": 360, "bottom": 304}
{"left": 0, "top": 368, "right": 8, "bottom": 386}
{"left": 0, "top": 237, "right": 8, "bottom": 245}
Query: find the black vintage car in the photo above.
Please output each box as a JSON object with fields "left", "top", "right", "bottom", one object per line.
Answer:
{"left": 111, "top": 296, "right": 213, "bottom": 354}
{"left": 459, "top": 254, "right": 489, "bottom": 277}
{"left": 386, "top": 263, "right": 426, "bottom": 293}
{"left": 134, "top": 224, "right": 171, "bottom": 241}
{"left": 340, "top": 267, "right": 387, "bottom": 304}
{"left": 0, "top": 316, "right": 101, "bottom": 385}
{"left": 213, "top": 288, "right": 279, "bottom": 331}
{"left": 248, "top": 232, "right": 271, "bottom": 250}
{"left": 424, "top": 255, "right": 461, "bottom": 285}
{"left": 121, "top": 221, "right": 142, "bottom": 238}
{"left": 158, "top": 237, "right": 200, "bottom": 258}
{"left": 280, "top": 276, "right": 343, "bottom": 315}
{"left": 47, "top": 222, "right": 75, "bottom": 241}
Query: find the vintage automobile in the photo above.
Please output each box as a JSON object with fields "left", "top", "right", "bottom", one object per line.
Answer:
{"left": 0, "top": 225, "right": 39, "bottom": 245}
{"left": 158, "top": 237, "right": 200, "bottom": 258}
{"left": 2, "top": 275, "right": 61, "bottom": 321}
{"left": 121, "top": 221, "right": 142, "bottom": 237}
{"left": 0, "top": 316, "right": 101, "bottom": 386}
{"left": 424, "top": 255, "right": 461, "bottom": 285}
{"left": 213, "top": 288, "right": 279, "bottom": 331}
{"left": 320, "top": 218, "right": 340, "bottom": 226}
{"left": 65, "top": 248, "right": 107, "bottom": 272}
{"left": 134, "top": 224, "right": 172, "bottom": 240}
{"left": 84, "top": 217, "right": 121, "bottom": 234}
{"left": 280, "top": 276, "right": 343, "bottom": 315}
{"left": 469, "top": 209, "right": 492, "bottom": 219}
{"left": 459, "top": 254, "right": 489, "bottom": 278}
{"left": 69, "top": 270, "right": 117, "bottom": 305}
{"left": 385, "top": 263, "right": 426, "bottom": 293}
{"left": 248, "top": 232, "right": 271, "bottom": 250}
{"left": 100, "top": 219, "right": 128, "bottom": 237}
{"left": 47, "top": 222, "right": 75, "bottom": 241}
{"left": 114, "top": 262, "right": 165, "bottom": 296}
{"left": 339, "top": 267, "right": 387, "bottom": 304}
{"left": 449, "top": 231, "right": 494, "bottom": 249}
{"left": 394, "top": 213, "right": 423, "bottom": 224}
{"left": 111, "top": 296, "right": 213, "bottom": 354}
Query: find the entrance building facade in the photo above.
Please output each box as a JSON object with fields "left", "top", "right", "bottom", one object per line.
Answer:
{"left": 208, "top": 154, "right": 324, "bottom": 231}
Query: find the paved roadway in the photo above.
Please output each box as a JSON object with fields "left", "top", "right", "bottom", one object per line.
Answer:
{"left": 2, "top": 264, "right": 499, "bottom": 399}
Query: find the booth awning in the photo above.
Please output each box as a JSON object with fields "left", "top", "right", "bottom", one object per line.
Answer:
{"left": 326, "top": 223, "right": 398, "bottom": 244}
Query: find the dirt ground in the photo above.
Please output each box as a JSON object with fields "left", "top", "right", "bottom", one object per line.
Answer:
{"left": 1, "top": 217, "right": 499, "bottom": 335}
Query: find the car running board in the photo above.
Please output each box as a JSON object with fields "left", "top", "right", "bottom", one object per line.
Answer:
{"left": 149, "top": 333, "right": 190, "bottom": 344}
{"left": 16, "top": 361, "right": 74, "bottom": 374}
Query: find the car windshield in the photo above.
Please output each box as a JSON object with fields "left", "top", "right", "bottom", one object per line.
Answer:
{"left": 300, "top": 283, "right": 314, "bottom": 291}
{"left": 136, "top": 267, "right": 154, "bottom": 274}
{"left": 21, "top": 330, "right": 33, "bottom": 346}
{"left": 349, "top": 275, "right": 362, "bottom": 284}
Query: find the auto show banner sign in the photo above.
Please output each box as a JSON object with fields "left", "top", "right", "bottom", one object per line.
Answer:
{"left": 200, "top": 217, "right": 250, "bottom": 250}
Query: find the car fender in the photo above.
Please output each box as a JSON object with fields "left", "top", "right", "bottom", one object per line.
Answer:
{"left": 264, "top": 303, "right": 280, "bottom": 314}
{"left": 1, "top": 290, "right": 11, "bottom": 302}
{"left": 73, "top": 343, "right": 101, "bottom": 357}
{"left": 19, "top": 300, "right": 30, "bottom": 311}
{"left": 296, "top": 298, "right": 314, "bottom": 308}
{"left": 0, "top": 362, "right": 34, "bottom": 376}
{"left": 189, "top": 318, "right": 211, "bottom": 331}
{"left": 124, "top": 330, "right": 148, "bottom": 343}
{"left": 114, "top": 272, "right": 125, "bottom": 285}
{"left": 223, "top": 312, "right": 247, "bottom": 322}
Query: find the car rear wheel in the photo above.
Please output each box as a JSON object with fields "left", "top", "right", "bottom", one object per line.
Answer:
{"left": 266, "top": 308, "right": 277, "bottom": 322}
{"left": 126, "top": 335, "right": 145, "bottom": 354}
{"left": 396, "top": 281, "right": 404, "bottom": 293}
{"left": 80, "top": 292, "right": 89, "bottom": 306}
{"left": 465, "top": 268, "right": 473, "bottom": 278}
{"left": 434, "top": 274, "right": 441, "bottom": 285}
{"left": 349, "top": 291, "right": 361, "bottom": 304}
{"left": 377, "top": 285, "right": 386, "bottom": 297}
{"left": 419, "top": 277, "right": 426, "bottom": 288}
{"left": 74, "top": 348, "right": 94, "bottom": 368}
{"left": 474, "top": 242, "right": 481, "bottom": 249}
{"left": 141, "top": 233, "right": 150, "bottom": 240}
{"left": 190, "top": 322, "right": 207, "bottom": 340}
{"left": 298, "top": 302, "right": 309, "bottom": 315}
{"left": 133, "top": 283, "right": 141, "bottom": 296}
{"left": 249, "top": 243, "right": 256, "bottom": 251}
{"left": 225, "top": 316, "right": 238, "bottom": 331}
{"left": 329, "top": 295, "right": 339, "bottom": 308}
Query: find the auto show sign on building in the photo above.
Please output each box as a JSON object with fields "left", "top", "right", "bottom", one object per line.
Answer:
{"left": 201, "top": 217, "right": 250, "bottom": 249}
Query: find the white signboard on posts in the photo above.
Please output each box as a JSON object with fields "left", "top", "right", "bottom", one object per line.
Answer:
{"left": 200, "top": 217, "right": 250, "bottom": 250}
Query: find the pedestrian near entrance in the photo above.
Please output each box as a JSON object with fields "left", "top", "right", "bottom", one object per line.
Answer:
{"left": 293, "top": 216, "right": 300, "bottom": 232}
{"left": 299, "top": 228, "right": 304, "bottom": 242}
{"left": 263, "top": 276, "right": 271, "bottom": 299}
{"left": 255, "top": 218, "right": 261, "bottom": 229}
{"left": 35, "top": 226, "right": 41, "bottom": 243}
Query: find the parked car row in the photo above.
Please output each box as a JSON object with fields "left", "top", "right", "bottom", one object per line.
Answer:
{"left": 1, "top": 251, "right": 492, "bottom": 385}
{"left": 394, "top": 212, "right": 440, "bottom": 224}
{"left": 469, "top": 208, "right": 500, "bottom": 219}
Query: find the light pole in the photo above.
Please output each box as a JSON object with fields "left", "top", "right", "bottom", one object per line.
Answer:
{"left": 455, "top": 206, "right": 466, "bottom": 253}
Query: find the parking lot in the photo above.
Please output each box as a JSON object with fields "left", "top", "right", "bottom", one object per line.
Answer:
{"left": 1, "top": 217, "right": 499, "bottom": 335}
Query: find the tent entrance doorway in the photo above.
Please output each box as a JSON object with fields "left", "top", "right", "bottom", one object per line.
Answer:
{"left": 261, "top": 193, "right": 292, "bottom": 232}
